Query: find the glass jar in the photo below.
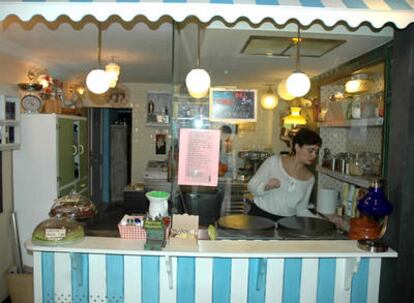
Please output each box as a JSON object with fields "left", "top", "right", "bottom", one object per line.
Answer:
{"left": 361, "top": 94, "right": 377, "bottom": 118}
{"left": 321, "top": 148, "right": 333, "bottom": 169}
{"left": 349, "top": 153, "right": 364, "bottom": 176}
{"left": 351, "top": 95, "right": 362, "bottom": 119}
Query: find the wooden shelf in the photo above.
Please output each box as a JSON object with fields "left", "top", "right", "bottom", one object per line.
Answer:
{"left": 146, "top": 122, "right": 170, "bottom": 128}
{"left": 316, "top": 165, "right": 374, "bottom": 188}
{"left": 0, "top": 143, "right": 20, "bottom": 150}
{"left": 317, "top": 117, "right": 383, "bottom": 128}
{"left": 0, "top": 120, "right": 19, "bottom": 126}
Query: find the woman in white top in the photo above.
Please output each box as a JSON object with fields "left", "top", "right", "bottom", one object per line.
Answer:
{"left": 247, "top": 128, "right": 322, "bottom": 221}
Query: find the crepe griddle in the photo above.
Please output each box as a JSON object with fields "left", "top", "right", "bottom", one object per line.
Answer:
{"left": 218, "top": 214, "right": 275, "bottom": 237}
{"left": 277, "top": 216, "right": 335, "bottom": 236}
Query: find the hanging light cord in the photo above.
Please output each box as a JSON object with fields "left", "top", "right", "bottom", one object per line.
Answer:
{"left": 295, "top": 26, "right": 301, "bottom": 72}
{"left": 97, "top": 23, "right": 102, "bottom": 67}
{"left": 197, "top": 25, "right": 201, "bottom": 68}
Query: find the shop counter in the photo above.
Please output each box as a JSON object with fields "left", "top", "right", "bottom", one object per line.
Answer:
{"left": 26, "top": 238, "right": 397, "bottom": 303}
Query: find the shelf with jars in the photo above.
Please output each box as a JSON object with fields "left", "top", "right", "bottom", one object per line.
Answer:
{"left": 316, "top": 165, "right": 374, "bottom": 189}
{"left": 317, "top": 117, "right": 383, "bottom": 128}
{"left": 315, "top": 58, "right": 387, "bottom": 222}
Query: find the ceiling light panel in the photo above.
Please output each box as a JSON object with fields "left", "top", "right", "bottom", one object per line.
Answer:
{"left": 241, "top": 35, "right": 345, "bottom": 58}
{"left": 241, "top": 36, "right": 291, "bottom": 57}
{"left": 284, "top": 38, "right": 346, "bottom": 57}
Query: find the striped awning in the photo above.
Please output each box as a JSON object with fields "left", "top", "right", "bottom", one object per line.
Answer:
{"left": 0, "top": 0, "right": 414, "bottom": 29}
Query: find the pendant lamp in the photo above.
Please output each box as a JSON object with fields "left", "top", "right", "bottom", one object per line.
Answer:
{"left": 86, "top": 23, "right": 111, "bottom": 95}
{"left": 261, "top": 85, "right": 279, "bottom": 110}
{"left": 185, "top": 25, "right": 211, "bottom": 98}
{"left": 105, "top": 57, "right": 121, "bottom": 88}
{"left": 286, "top": 26, "right": 311, "bottom": 98}
{"left": 283, "top": 106, "right": 307, "bottom": 125}
{"left": 345, "top": 73, "right": 372, "bottom": 94}
{"left": 277, "top": 79, "right": 295, "bottom": 101}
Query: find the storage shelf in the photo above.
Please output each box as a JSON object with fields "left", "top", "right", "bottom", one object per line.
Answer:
{"left": 317, "top": 117, "right": 383, "bottom": 128}
{"left": 316, "top": 165, "right": 373, "bottom": 188}
{"left": 146, "top": 122, "right": 170, "bottom": 128}
{"left": 0, "top": 120, "right": 19, "bottom": 126}
{"left": 0, "top": 143, "right": 20, "bottom": 151}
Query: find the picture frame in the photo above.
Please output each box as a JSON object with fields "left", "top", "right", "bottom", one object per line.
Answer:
{"left": 209, "top": 87, "right": 257, "bottom": 123}
{"left": 155, "top": 133, "right": 167, "bottom": 155}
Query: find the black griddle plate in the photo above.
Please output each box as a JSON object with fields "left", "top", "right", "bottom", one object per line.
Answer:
{"left": 218, "top": 214, "right": 275, "bottom": 237}
{"left": 277, "top": 216, "right": 335, "bottom": 236}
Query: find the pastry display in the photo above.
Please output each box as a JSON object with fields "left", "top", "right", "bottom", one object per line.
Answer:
{"left": 32, "top": 214, "right": 85, "bottom": 245}
{"left": 50, "top": 190, "right": 97, "bottom": 220}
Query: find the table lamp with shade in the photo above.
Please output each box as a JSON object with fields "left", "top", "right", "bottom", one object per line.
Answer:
{"left": 349, "top": 179, "right": 393, "bottom": 252}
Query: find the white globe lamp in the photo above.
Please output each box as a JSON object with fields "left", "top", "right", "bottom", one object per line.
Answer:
{"left": 277, "top": 79, "right": 295, "bottom": 101}
{"left": 86, "top": 69, "right": 111, "bottom": 95}
{"left": 185, "top": 68, "right": 211, "bottom": 98}
{"left": 260, "top": 86, "right": 279, "bottom": 110}
{"left": 286, "top": 72, "right": 311, "bottom": 98}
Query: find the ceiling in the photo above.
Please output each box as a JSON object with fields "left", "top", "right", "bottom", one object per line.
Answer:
{"left": 0, "top": 17, "right": 394, "bottom": 92}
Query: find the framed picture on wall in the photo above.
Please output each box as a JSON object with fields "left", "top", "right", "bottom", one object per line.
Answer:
{"left": 209, "top": 88, "right": 257, "bottom": 123}
{"left": 155, "top": 134, "right": 167, "bottom": 155}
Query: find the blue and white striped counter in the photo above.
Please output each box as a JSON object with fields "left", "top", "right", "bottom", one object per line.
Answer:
{"left": 27, "top": 237, "right": 397, "bottom": 303}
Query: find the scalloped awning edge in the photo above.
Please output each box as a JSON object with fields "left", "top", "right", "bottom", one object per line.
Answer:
{"left": 0, "top": 3, "right": 412, "bottom": 29}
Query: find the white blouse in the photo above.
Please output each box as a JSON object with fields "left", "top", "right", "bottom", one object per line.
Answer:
{"left": 247, "top": 155, "right": 315, "bottom": 217}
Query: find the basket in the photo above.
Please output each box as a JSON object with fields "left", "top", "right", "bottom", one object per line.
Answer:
{"left": 118, "top": 215, "right": 170, "bottom": 240}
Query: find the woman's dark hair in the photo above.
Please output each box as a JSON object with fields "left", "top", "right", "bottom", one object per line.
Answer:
{"left": 220, "top": 125, "right": 232, "bottom": 134}
{"left": 292, "top": 128, "right": 322, "bottom": 154}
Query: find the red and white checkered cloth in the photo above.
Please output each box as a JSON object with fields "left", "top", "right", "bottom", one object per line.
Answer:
{"left": 118, "top": 215, "right": 170, "bottom": 240}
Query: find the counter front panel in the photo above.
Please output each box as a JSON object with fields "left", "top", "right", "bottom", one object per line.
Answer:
{"left": 33, "top": 248, "right": 382, "bottom": 303}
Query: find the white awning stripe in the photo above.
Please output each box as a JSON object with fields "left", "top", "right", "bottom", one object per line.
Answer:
{"left": 0, "top": 1, "right": 413, "bottom": 29}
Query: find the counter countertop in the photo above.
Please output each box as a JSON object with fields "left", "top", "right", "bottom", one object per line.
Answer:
{"left": 26, "top": 237, "right": 397, "bottom": 258}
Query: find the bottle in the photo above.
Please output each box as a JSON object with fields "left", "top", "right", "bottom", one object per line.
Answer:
{"left": 351, "top": 96, "right": 362, "bottom": 119}
{"left": 148, "top": 100, "right": 154, "bottom": 114}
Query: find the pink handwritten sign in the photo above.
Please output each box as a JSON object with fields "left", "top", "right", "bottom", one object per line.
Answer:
{"left": 178, "top": 128, "right": 220, "bottom": 187}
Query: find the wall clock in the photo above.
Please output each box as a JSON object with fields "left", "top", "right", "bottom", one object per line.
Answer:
{"left": 21, "top": 94, "right": 42, "bottom": 113}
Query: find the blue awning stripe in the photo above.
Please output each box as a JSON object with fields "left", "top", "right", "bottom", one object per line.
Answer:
{"left": 16, "top": 0, "right": 414, "bottom": 10}
{"left": 300, "top": 0, "right": 324, "bottom": 8}
{"left": 255, "top": 0, "right": 278, "bottom": 5}
{"left": 342, "top": 0, "right": 368, "bottom": 9}
{"left": 385, "top": 0, "right": 413, "bottom": 9}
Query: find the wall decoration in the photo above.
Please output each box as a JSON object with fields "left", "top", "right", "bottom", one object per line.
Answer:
{"left": 209, "top": 88, "right": 257, "bottom": 123}
{"left": 147, "top": 92, "right": 172, "bottom": 125}
{"left": 108, "top": 84, "right": 129, "bottom": 107}
{"left": 178, "top": 128, "right": 220, "bottom": 187}
{"left": 155, "top": 133, "right": 166, "bottom": 155}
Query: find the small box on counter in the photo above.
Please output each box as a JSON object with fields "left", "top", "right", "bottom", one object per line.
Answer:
{"left": 118, "top": 215, "right": 170, "bottom": 240}
{"left": 169, "top": 214, "right": 199, "bottom": 247}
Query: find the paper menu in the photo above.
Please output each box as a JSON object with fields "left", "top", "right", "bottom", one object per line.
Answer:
{"left": 177, "top": 128, "right": 220, "bottom": 186}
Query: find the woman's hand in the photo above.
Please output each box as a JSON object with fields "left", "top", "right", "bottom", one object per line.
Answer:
{"left": 264, "top": 178, "right": 281, "bottom": 191}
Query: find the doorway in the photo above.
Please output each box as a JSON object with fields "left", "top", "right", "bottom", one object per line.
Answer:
{"left": 88, "top": 108, "right": 132, "bottom": 204}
